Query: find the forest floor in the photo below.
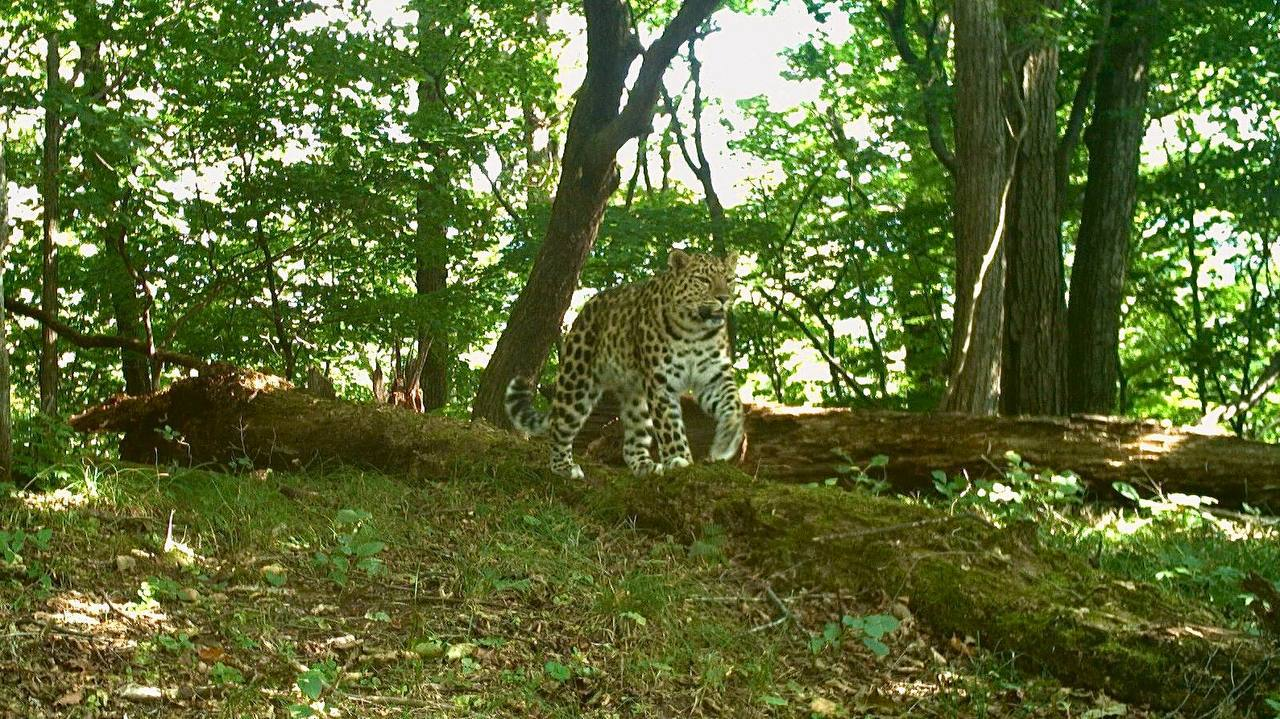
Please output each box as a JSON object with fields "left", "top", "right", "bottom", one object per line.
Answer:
{"left": 0, "top": 458, "right": 1276, "bottom": 718}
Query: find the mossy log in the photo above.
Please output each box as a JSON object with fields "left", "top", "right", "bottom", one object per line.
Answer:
{"left": 71, "top": 367, "right": 1278, "bottom": 714}
{"left": 577, "top": 397, "right": 1280, "bottom": 510}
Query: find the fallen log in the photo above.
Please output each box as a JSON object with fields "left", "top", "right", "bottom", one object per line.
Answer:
{"left": 577, "top": 398, "right": 1280, "bottom": 510}
{"left": 70, "top": 367, "right": 1278, "bottom": 714}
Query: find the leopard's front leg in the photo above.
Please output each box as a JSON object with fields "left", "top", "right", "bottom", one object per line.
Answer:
{"left": 695, "top": 372, "right": 745, "bottom": 462}
{"left": 648, "top": 373, "right": 693, "bottom": 472}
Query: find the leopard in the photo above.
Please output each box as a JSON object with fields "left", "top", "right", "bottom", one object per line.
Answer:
{"left": 505, "top": 248, "right": 745, "bottom": 479}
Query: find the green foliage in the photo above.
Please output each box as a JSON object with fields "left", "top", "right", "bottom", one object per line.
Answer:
{"left": 312, "top": 508, "right": 386, "bottom": 586}
{"left": 929, "top": 451, "right": 1084, "bottom": 523}
{"left": 807, "top": 613, "right": 900, "bottom": 657}
{"left": 816, "top": 449, "right": 891, "bottom": 494}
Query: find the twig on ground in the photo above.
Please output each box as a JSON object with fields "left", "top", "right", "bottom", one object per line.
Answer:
{"left": 750, "top": 585, "right": 794, "bottom": 633}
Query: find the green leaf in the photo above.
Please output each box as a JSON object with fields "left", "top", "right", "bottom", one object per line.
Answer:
{"left": 761, "top": 694, "right": 789, "bottom": 706}
{"left": 297, "top": 669, "right": 326, "bottom": 700}
{"left": 868, "top": 454, "right": 889, "bottom": 468}
{"left": 862, "top": 637, "right": 890, "bottom": 657}
{"left": 859, "top": 614, "right": 900, "bottom": 639}
{"left": 544, "top": 660, "right": 571, "bottom": 682}
{"left": 335, "top": 509, "right": 369, "bottom": 526}
{"left": 265, "top": 570, "right": 287, "bottom": 587}
{"left": 354, "top": 541, "right": 385, "bottom": 557}
{"left": 1112, "top": 481, "right": 1141, "bottom": 502}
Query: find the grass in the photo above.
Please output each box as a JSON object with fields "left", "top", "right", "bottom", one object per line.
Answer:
{"left": 0, "top": 456, "right": 1274, "bottom": 717}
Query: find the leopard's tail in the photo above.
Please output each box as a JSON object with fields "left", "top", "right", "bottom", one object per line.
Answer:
{"left": 505, "top": 377, "right": 549, "bottom": 435}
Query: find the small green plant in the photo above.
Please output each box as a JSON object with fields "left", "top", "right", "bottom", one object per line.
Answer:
{"left": 808, "top": 613, "right": 900, "bottom": 657}
{"left": 133, "top": 576, "right": 183, "bottom": 609}
{"left": 818, "top": 450, "right": 890, "bottom": 494}
{"left": 156, "top": 633, "right": 195, "bottom": 653}
{"left": 929, "top": 452, "right": 1084, "bottom": 523}
{"left": 543, "top": 660, "right": 571, "bottom": 683}
{"left": 210, "top": 662, "right": 244, "bottom": 685}
{"left": 290, "top": 660, "right": 338, "bottom": 716}
{"left": 0, "top": 527, "right": 55, "bottom": 598}
{"left": 0, "top": 527, "right": 53, "bottom": 564}
{"left": 313, "top": 509, "right": 386, "bottom": 585}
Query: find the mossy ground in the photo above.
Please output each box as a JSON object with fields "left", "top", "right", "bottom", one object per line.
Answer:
{"left": 0, "top": 459, "right": 1179, "bottom": 718}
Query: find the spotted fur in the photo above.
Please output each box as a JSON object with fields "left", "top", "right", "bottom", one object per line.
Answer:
{"left": 506, "top": 249, "right": 745, "bottom": 479}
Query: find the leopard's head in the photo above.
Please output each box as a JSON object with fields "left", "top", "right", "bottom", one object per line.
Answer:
{"left": 665, "top": 248, "right": 739, "bottom": 329}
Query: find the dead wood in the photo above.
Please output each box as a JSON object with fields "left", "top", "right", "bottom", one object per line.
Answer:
{"left": 577, "top": 397, "right": 1280, "bottom": 510}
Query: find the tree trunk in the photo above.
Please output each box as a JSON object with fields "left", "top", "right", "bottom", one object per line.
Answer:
{"left": 1066, "top": 0, "right": 1157, "bottom": 414}
{"left": 68, "top": 366, "right": 1279, "bottom": 713}
{"left": 76, "top": 18, "right": 154, "bottom": 397}
{"left": 471, "top": 0, "right": 724, "bottom": 424}
{"left": 0, "top": 144, "right": 11, "bottom": 482}
{"left": 1001, "top": 0, "right": 1068, "bottom": 416}
{"left": 413, "top": 4, "right": 451, "bottom": 411}
{"left": 254, "top": 223, "right": 295, "bottom": 382}
{"left": 941, "top": 0, "right": 1009, "bottom": 415}
{"left": 106, "top": 243, "right": 154, "bottom": 396}
{"left": 39, "top": 29, "right": 62, "bottom": 415}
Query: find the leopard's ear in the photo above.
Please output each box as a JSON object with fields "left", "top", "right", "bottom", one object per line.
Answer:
{"left": 668, "top": 248, "right": 691, "bottom": 271}
{"left": 724, "top": 251, "right": 739, "bottom": 272}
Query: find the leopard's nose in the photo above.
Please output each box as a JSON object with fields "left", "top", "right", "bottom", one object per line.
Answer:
{"left": 715, "top": 291, "right": 730, "bottom": 304}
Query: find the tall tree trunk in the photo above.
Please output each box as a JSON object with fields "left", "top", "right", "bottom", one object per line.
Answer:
{"left": 1001, "top": 0, "right": 1068, "bottom": 416}
{"left": 471, "top": 0, "right": 724, "bottom": 424}
{"left": 413, "top": 4, "right": 451, "bottom": 411}
{"left": 0, "top": 143, "right": 12, "bottom": 482}
{"left": 1066, "top": 0, "right": 1157, "bottom": 414}
{"left": 940, "top": 0, "right": 1010, "bottom": 415}
{"left": 39, "top": 29, "right": 62, "bottom": 415}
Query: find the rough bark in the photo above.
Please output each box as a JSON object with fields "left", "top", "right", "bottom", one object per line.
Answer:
{"left": 69, "top": 366, "right": 1278, "bottom": 713}
{"left": 941, "top": 0, "right": 1009, "bottom": 415}
{"left": 0, "top": 144, "right": 11, "bottom": 482}
{"left": 1066, "top": 0, "right": 1157, "bottom": 414}
{"left": 39, "top": 29, "right": 62, "bottom": 415}
{"left": 1002, "top": 0, "right": 1068, "bottom": 416}
{"left": 471, "top": 0, "right": 724, "bottom": 425}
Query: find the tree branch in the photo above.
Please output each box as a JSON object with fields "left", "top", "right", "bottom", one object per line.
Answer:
{"left": 1056, "top": 0, "right": 1112, "bottom": 195}
{"left": 593, "top": 0, "right": 723, "bottom": 156}
{"left": 5, "top": 298, "right": 206, "bottom": 370}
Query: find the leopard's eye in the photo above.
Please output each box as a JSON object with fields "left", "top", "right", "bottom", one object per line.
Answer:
{"left": 696, "top": 277, "right": 712, "bottom": 287}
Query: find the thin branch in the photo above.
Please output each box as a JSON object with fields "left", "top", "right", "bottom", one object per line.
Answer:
{"left": 4, "top": 298, "right": 206, "bottom": 370}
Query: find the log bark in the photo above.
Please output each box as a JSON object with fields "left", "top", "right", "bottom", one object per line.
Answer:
{"left": 577, "top": 397, "right": 1280, "bottom": 511}
{"left": 68, "top": 366, "right": 1278, "bottom": 713}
